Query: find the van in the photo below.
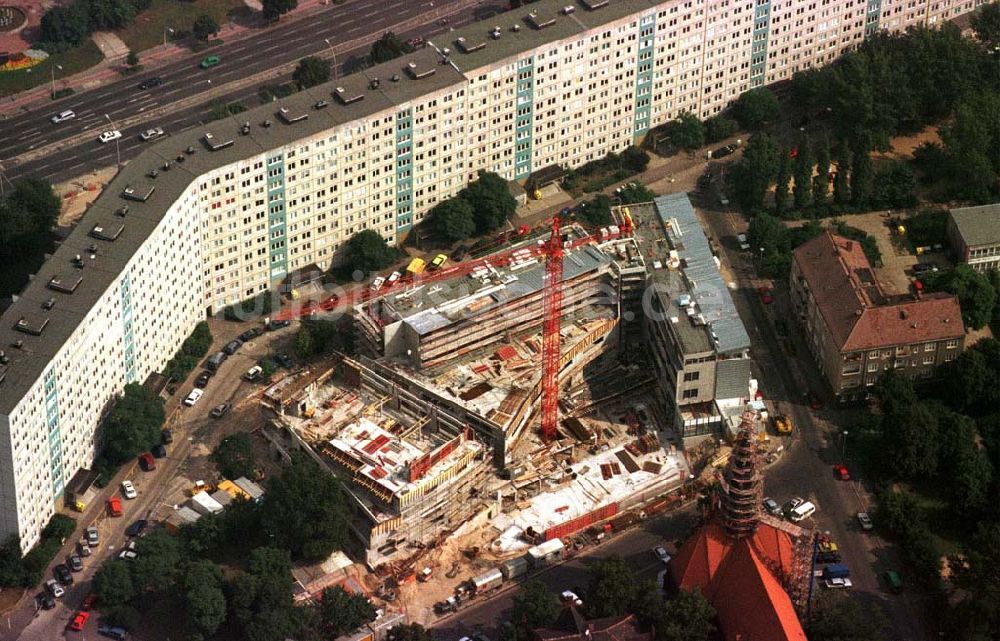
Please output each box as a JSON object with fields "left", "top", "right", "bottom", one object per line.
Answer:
{"left": 223, "top": 339, "right": 242, "bottom": 355}
{"left": 789, "top": 500, "right": 816, "bottom": 522}
{"left": 205, "top": 351, "right": 227, "bottom": 371}
{"left": 45, "top": 579, "right": 64, "bottom": 598}
{"left": 98, "top": 623, "right": 129, "bottom": 640}
{"left": 406, "top": 257, "right": 426, "bottom": 275}
{"left": 822, "top": 563, "right": 850, "bottom": 580}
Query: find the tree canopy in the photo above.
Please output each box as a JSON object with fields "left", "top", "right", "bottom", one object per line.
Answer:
{"left": 972, "top": 2, "right": 1000, "bottom": 52}
{"left": 262, "top": 0, "right": 297, "bottom": 22}
{"left": 578, "top": 194, "right": 613, "bottom": 227}
{"left": 314, "top": 585, "right": 377, "bottom": 637}
{"left": 0, "top": 178, "right": 60, "bottom": 297}
{"left": 585, "top": 555, "right": 637, "bottom": 618}
{"left": 388, "top": 624, "right": 435, "bottom": 641}
{"left": 729, "top": 133, "right": 779, "bottom": 211}
{"left": 369, "top": 31, "right": 414, "bottom": 65}
{"left": 648, "top": 588, "right": 716, "bottom": 641}
{"left": 704, "top": 115, "right": 738, "bottom": 144}
{"left": 345, "top": 229, "right": 398, "bottom": 275}
{"left": 99, "top": 383, "right": 165, "bottom": 466}
{"left": 212, "top": 433, "right": 257, "bottom": 480}
{"left": 460, "top": 171, "right": 517, "bottom": 234}
{"left": 507, "top": 579, "right": 560, "bottom": 639}
{"left": 293, "top": 56, "right": 331, "bottom": 90}
{"left": 732, "top": 88, "right": 779, "bottom": 130}
{"left": 809, "top": 595, "right": 887, "bottom": 641}
{"left": 429, "top": 197, "right": 476, "bottom": 242}
{"left": 665, "top": 111, "right": 705, "bottom": 152}
{"left": 192, "top": 14, "right": 219, "bottom": 41}
{"left": 922, "top": 264, "right": 997, "bottom": 330}
{"left": 182, "top": 559, "right": 227, "bottom": 639}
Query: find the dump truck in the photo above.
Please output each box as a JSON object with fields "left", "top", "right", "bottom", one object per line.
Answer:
{"left": 773, "top": 414, "right": 793, "bottom": 435}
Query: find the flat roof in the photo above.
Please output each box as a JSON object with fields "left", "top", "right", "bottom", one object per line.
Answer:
{"left": 949, "top": 203, "right": 1000, "bottom": 248}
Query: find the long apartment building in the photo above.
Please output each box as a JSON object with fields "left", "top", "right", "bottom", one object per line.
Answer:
{"left": 0, "top": 0, "right": 987, "bottom": 552}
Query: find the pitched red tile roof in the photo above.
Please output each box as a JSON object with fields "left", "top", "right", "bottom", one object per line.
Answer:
{"left": 533, "top": 608, "right": 651, "bottom": 641}
{"left": 793, "top": 232, "right": 964, "bottom": 352}
{"left": 669, "top": 520, "right": 806, "bottom": 641}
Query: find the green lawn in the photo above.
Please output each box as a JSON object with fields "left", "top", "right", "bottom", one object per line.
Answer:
{"left": 0, "top": 40, "right": 104, "bottom": 98}
{"left": 118, "top": 0, "right": 248, "bottom": 53}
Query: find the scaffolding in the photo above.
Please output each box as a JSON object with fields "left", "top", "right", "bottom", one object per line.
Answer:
{"left": 719, "top": 408, "right": 761, "bottom": 540}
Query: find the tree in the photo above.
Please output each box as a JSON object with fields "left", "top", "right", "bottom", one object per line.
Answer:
{"left": 880, "top": 401, "right": 941, "bottom": 479}
{"left": 809, "top": 595, "right": 887, "bottom": 641}
{"left": 293, "top": 56, "right": 331, "bottom": 90}
{"left": 937, "top": 410, "right": 993, "bottom": 518}
{"left": 508, "top": 579, "right": 560, "bottom": 636}
{"left": 704, "top": 115, "right": 738, "bottom": 144}
{"left": 732, "top": 88, "right": 779, "bottom": 130}
{"left": 729, "top": 133, "right": 780, "bottom": 211}
{"left": 429, "top": 197, "right": 475, "bottom": 242}
{"left": 231, "top": 547, "right": 298, "bottom": 641}
{"left": 813, "top": 134, "right": 831, "bottom": 207}
{"left": 833, "top": 144, "right": 852, "bottom": 206}
{"left": 132, "top": 530, "right": 182, "bottom": 591}
{"left": 666, "top": 111, "right": 705, "bottom": 152}
{"left": 387, "top": 624, "right": 435, "bottom": 641}
{"left": 971, "top": 2, "right": 1000, "bottom": 51}
{"left": 86, "top": 0, "right": 137, "bottom": 31}
{"left": 39, "top": 4, "right": 91, "bottom": 50}
{"left": 924, "top": 265, "right": 997, "bottom": 330}
{"left": 617, "top": 182, "right": 656, "bottom": 204}
{"left": 872, "top": 161, "right": 917, "bottom": 209}
{"left": 181, "top": 513, "right": 222, "bottom": 557}
{"left": 315, "top": 585, "right": 377, "bottom": 637}
{"left": 938, "top": 339, "right": 1000, "bottom": 416}
{"left": 126, "top": 50, "right": 139, "bottom": 67}
{"left": 621, "top": 146, "right": 650, "bottom": 173}
{"left": 773, "top": 147, "right": 792, "bottom": 214}
{"left": 460, "top": 171, "right": 517, "bottom": 234}
{"left": 585, "top": 556, "right": 636, "bottom": 617}
{"left": 369, "top": 31, "right": 413, "bottom": 64}
{"left": 183, "top": 560, "right": 227, "bottom": 639}
{"left": 212, "top": 433, "right": 257, "bottom": 480}
{"left": 578, "top": 194, "right": 613, "bottom": 226}
{"left": 98, "top": 383, "right": 165, "bottom": 466}
{"left": 849, "top": 137, "right": 875, "bottom": 207}
{"left": 792, "top": 135, "right": 813, "bottom": 209}
{"left": 345, "top": 229, "right": 398, "bottom": 275}
{"left": 260, "top": 454, "right": 347, "bottom": 561}
{"left": 262, "top": 0, "right": 298, "bottom": 22}
{"left": 647, "top": 588, "right": 716, "bottom": 641}
{"left": 93, "top": 560, "right": 135, "bottom": 605}
{"left": 192, "top": 14, "right": 220, "bottom": 41}
{"left": 949, "top": 523, "right": 1000, "bottom": 641}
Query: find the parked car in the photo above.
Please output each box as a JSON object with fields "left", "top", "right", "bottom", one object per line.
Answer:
{"left": 107, "top": 497, "right": 123, "bottom": 517}
{"left": 80, "top": 593, "right": 97, "bottom": 612}
{"left": 757, "top": 286, "right": 774, "bottom": 304}
{"left": 86, "top": 526, "right": 99, "bottom": 547}
{"left": 223, "top": 339, "right": 242, "bottom": 355}
{"left": 857, "top": 511, "right": 874, "bottom": 531}
{"left": 67, "top": 554, "right": 83, "bottom": 572}
{"left": 370, "top": 276, "right": 386, "bottom": 292}
{"left": 98, "top": 623, "right": 129, "bottom": 640}
{"left": 161, "top": 428, "right": 174, "bottom": 444}
{"left": 139, "top": 126, "right": 165, "bottom": 141}
{"left": 68, "top": 610, "right": 89, "bottom": 632}
{"left": 833, "top": 464, "right": 850, "bottom": 480}
{"left": 736, "top": 233, "right": 750, "bottom": 251}
{"left": 139, "top": 452, "right": 156, "bottom": 471}
{"left": 137, "top": 76, "right": 163, "bottom": 90}
{"left": 763, "top": 497, "right": 782, "bottom": 516}
{"left": 244, "top": 365, "right": 263, "bottom": 381}
{"left": 210, "top": 402, "right": 231, "bottom": 418}
{"left": 816, "top": 551, "right": 842, "bottom": 564}
{"left": 36, "top": 592, "right": 56, "bottom": 610}
{"left": 77, "top": 541, "right": 92, "bottom": 557}
{"left": 45, "top": 579, "right": 65, "bottom": 599}
{"left": 183, "top": 388, "right": 203, "bottom": 406}
{"left": 884, "top": 570, "right": 903, "bottom": 594}
{"left": 273, "top": 353, "right": 294, "bottom": 369}
{"left": 54, "top": 564, "right": 73, "bottom": 585}
{"left": 98, "top": 130, "right": 122, "bottom": 144}
{"left": 712, "top": 143, "right": 738, "bottom": 158}
{"left": 119, "top": 541, "right": 138, "bottom": 561}
{"left": 125, "top": 519, "right": 148, "bottom": 538}
{"left": 387, "top": 271, "right": 402, "bottom": 286}
{"left": 560, "top": 590, "right": 583, "bottom": 606}
{"left": 151, "top": 444, "right": 167, "bottom": 459}
{"left": 195, "top": 370, "right": 213, "bottom": 388}
{"left": 430, "top": 254, "right": 448, "bottom": 270}
{"left": 450, "top": 244, "right": 470, "bottom": 261}
{"left": 51, "top": 110, "right": 76, "bottom": 124}
{"left": 267, "top": 319, "right": 291, "bottom": 331}
{"left": 121, "top": 480, "right": 137, "bottom": 499}
{"left": 239, "top": 327, "right": 263, "bottom": 342}
{"left": 824, "top": 577, "right": 853, "bottom": 589}
{"left": 912, "top": 263, "right": 938, "bottom": 274}
{"left": 653, "top": 546, "right": 671, "bottom": 563}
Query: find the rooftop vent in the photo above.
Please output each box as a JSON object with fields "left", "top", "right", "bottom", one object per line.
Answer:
{"left": 162, "top": 161, "right": 171, "bottom": 171}
{"left": 202, "top": 132, "right": 235, "bottom": 152}
{"left": 15, "top": 315, "right": 49, "bottom": 336}
{"left": 278, "top": 107, "right": 308, "bottom": 124}
{"left": 526, "top": 12, "right": 556, "bottom": 29}
{"left": 90, "top": 221, "right": 124, "bottom": 242}
{"left": 72, "top": 254, "right": 84, "bottom": 269}
{"left": 561, "top": 5, "right": 575, "bottom": 14}
{"left": 406, "top": 61, "right": 436, "bottom": 79}
{"left": 456, "top": 37, "right": 486, "bottom": 53}
{"left": 491, "top": 26, "right": 502, "bottom": 39}
{"left": 147, "top": 169, "right": 158, "bottom": 179}
{"left": 122, "top": 184, "right": 155, "bottom": 202}
{"left": 115, "top": 206, "right": 128, "bottom": 217}
{"left": 334, "top": 86, "right": 364, "bottom": 104}
{"left": 369, "top": 78, "right": 380, "bottom": 90}
{"left": 241, "top": 121, "right": 251, "bottom": 135}
{"left": 12, "top": 340, "right": 23, "bottom": 349}
{"left": 512, "top": 23, "right": 521, "bottom": 32}
{"left": 186, "top": 146, "right": 195, "bottom": 155}
{"left": 390, "top": 74, "right": 401, "bottom": 82}
{"left": 42, "top": 298, "right": 55, "bottom": 311}
{"left": 313, "top": 100, "right": 329, "bottom": 110}
{"left": 261, "top": 119, "right": 272, "bottom": 128}
{"left": 581, "top": 0, "right": 609, "bottom": 9}
{"left": 48, "top": 274, "right": 82, "bottom": 294}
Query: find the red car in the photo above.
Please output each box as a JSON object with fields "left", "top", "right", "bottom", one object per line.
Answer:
{"left": 68, "top": 610, "right": 89, "bottom": 631}
{"left": 834, "top": 464, "right": 851, "bottom": 481}
{"left": 757, "top": 286, "right": 774, "bottom": 304}
{"left": 107, "top": 496, "right": 122, "bottom": 517}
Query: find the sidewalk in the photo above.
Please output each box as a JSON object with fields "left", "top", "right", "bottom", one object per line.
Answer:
{"left": 0, "top": 0, "right": 328, "bottom": 116}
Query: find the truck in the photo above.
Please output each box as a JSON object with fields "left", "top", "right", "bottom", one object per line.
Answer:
{"left": 822, "top": 563, "right": 850, "bottom": 580}
{"left": 406, "top": 257, "right": 426, "bottom": 275}
{"left": 471, "top": 568, "right": 503, "bottom": 595}
{"left": 500, "top": 556, "right": 529, "bottom": 580}
{"left": 773, "top": 415, "right": 793, "bottom": 435}
{"left": 527, "top": 538, "right": 565, "bottom": 567}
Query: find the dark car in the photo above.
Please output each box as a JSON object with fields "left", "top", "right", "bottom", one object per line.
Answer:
{"left": 223, "top": 339, "right": 243, "bottom": 355}
{"left": 273, "top": 353, "right": 294, "bottom": 369}
{"left": 239, "top": 327, "right": 262, "bottom": 342}
{"left": 817, "top": 551, "right": 842, "bottom": 564}
{"left": 267, "top": 319, "right": 291, "bottom": 331}
{"left": 98, "top": 623, "right": 129, "bottom": 641}
{"left": 161, "top": 428, "right": 173, "bottom": 444}
{"left": 151, "top": 444, "right": 167, "bottom": 459}
{"left": 137, "top": 76, "right": 163, "bottom": 90}
{"left": 195, "top": 370, "right": 213, "bottom": 388}
{"left": 210, "top": 402, "right": 231, "bottom": 418}
{"left": 54, "top": 564, "right": 73, "bottom": 585}
{"left": 712, "top": 143, "right": 738, "bottom": 158}
{"left": 139, "top": 452, "right": 156, "bottom": 471}
{"left": 450, "top": 244, "right": 470, "bottom": 261}
{"left": 36, "top": 592, "right": 56, "bottom": 610}
{"left": 125, "top": 519, "right": 148, "bottom": 538}
{"left": 912, "top": 263, "right": 938, "bottom": 274}
{"left": 67, "top": 554, "right": 83, "bottom": 572}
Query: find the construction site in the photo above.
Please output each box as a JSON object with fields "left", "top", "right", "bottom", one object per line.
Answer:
{"left": 257, "top": 197, "right": 754, "bottom": 578}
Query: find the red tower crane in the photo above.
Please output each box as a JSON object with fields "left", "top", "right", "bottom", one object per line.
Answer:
{"left": 540, "top": 216, "right": 564, "bottom": 442}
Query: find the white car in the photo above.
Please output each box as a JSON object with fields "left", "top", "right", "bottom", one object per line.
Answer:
{"left": 824, "top": 577, "right": 853, "bottom": 589}
{"left": 99, "top": 130, "right": 122, "bottom": 144}
{"left": 653, "top": 546, "right": 671, "bottom": 563}
{"left": 560, "top": 590, "right": 583, "bottom": 606}
{"left": 857, "top": 511, "right": 874, "bottom": 531}
{"left": 736, "top": 233, "right": 750, "bottom": 251}
{"left": 244, "top": 365, "right": 263, "bottom": 381}
{"left": 121, "top": 480, "right": 137, "bottom": 500}
{"left": 45, "top": 579, "right": 64, "bottom": 598}
{"left": 183, "top": 388, "right": 203, "bottom": 406}
{"left": 51, "top": 110, "right": 76, "bottom": 123}
{"left": 139, "top": 127, "right": 165, "bottom": 142}
{"left": 370, "top": 276, "right": 386, "bottom": 292}
{"left": 118, "top": 541, "right": 137, "bottom": 561}
{"left": 387, "top": 271, "right": 401, "bottom": 286}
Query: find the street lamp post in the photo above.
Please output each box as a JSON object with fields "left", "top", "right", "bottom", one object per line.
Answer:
{"left": 842, "top": 430, "right": 849, "bottom": 458}
{"left": 324, "top": 38, "right": 338, "bottom": 80}
{"left": 105, "top": 114, "right": 121, "bottom": 168}
{"left": 50, "top": 64, "right": 63, "bottom": 99}
{"left": 163, "top": 26, "right": 175, "bottom": 49}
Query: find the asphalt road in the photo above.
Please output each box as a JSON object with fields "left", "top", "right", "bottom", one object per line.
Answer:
{"left": 433, "top": 506, "right": 700, "bottom": 641}
{"left": 1, "top": 0, "right": 504, "bottom": 184}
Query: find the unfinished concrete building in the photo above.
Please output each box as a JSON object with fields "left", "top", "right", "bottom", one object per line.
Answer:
{"left": 261, "top": 357, "right": 492, "bottom": 567}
